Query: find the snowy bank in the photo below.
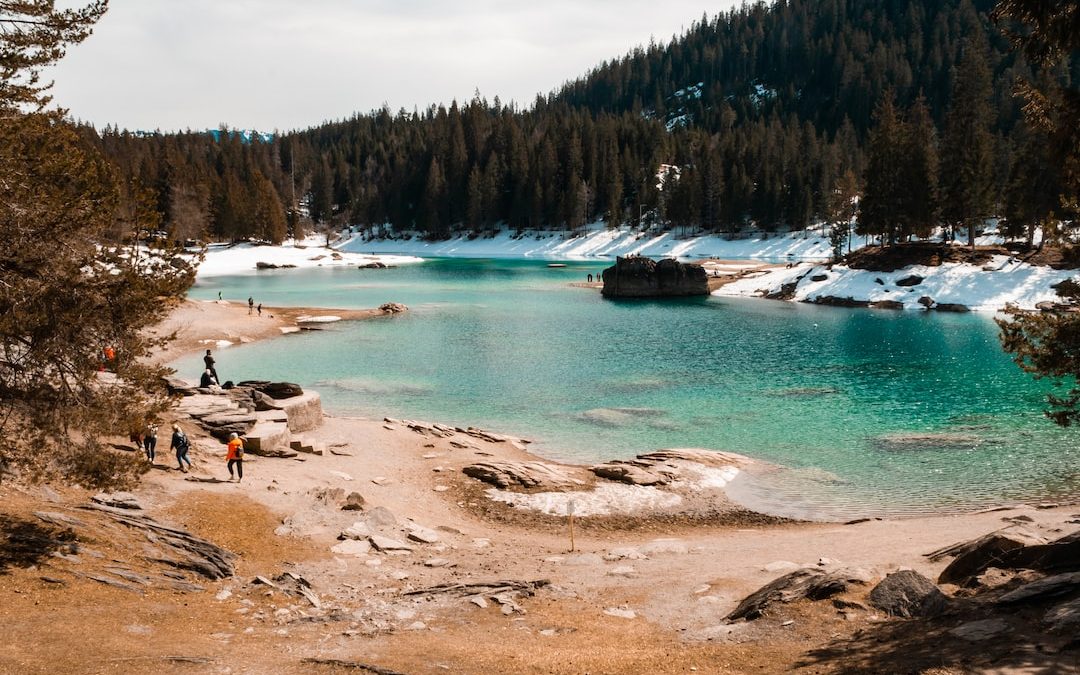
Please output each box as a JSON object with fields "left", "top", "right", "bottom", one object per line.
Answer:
{"left": 339, "top": 226, "right": 832, "bottom": 261}
{"left": 715, "top": 254, "right": 1079, "bottom": 312}
{"left": 195, "top": 236, "right": 422, "bottom": 278}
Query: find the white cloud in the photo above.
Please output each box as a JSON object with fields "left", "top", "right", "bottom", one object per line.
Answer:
{"left": 47, "top": 0, "right": 736, "bottom": 131}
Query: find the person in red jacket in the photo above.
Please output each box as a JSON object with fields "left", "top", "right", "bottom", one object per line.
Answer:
{"left": 226, "top": 432, "right": 244, "bottom": 483}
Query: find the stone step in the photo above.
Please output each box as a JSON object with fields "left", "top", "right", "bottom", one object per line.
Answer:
{"left": 244, "top": 421, "right": 295, "bottom": 458}
{"left": 289, "top": 439, "right": 324, "bottom": 456}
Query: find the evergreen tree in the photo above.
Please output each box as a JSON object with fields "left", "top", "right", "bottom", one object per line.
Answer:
{"left": 940, "top": 35, "right": 995, "bottom": 248}
{"left": 1, "top": 2, "right": 195, "bottom": 486}
{"left": 903, "top": 96, "right": 940, "bottom": 239}
{"left": 858, "top": 98, "right": 905, "bottom": 244}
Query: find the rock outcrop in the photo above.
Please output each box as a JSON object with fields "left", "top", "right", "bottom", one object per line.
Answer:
{"left": 601, "top": 256, "right": 709, "bottom": 298}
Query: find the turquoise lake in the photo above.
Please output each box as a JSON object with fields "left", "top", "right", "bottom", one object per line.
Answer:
{"left": 180, "top": 258, "right": 1078, "bottom": 519}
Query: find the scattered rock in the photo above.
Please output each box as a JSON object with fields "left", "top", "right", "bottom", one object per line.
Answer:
{"left": 89, "top": 492, "right": 140, "bottom": 510}
{"left": 379, "top": 302, "right": 408, "bottom": 313}
{"left": 934, "top": 527, "right": 1049, "bottom": 586}
{"left": 332, "top": 539, "right": 372, "bottom": 557}
{"left": 365, "top": 507, "right": 398, "bottom": 527}
{"left": 935, "top": 303, "right": 970, "bottom": 313}
{"left": 406, "top": 525, "right": 440, "bottom": 544}
{"left": 949, "top": 618, "right": 1010, "bottom": 642}
{"left": 896, "top": 274, "right": 924, "bottom": 287}
{"left": 869, "top": 299, "right": 904, "bottom": 310}
{"left": 236, "top": 380, "right": 304, "bottom": 400}
{"left": 997, "top": 571, "right": 1080, "bottom": 605}
{"left": 329, "top": 470, "right": 354, "bottom": 482}
{"left": 424, "top": 558, "right": 454, "bottom": 568}
{"left": 868, "top": 570, "right": 948, "bottom": 619}
{"left": 1044, "top": 597, "right": 1080, "bottom": 633}
{"left": 603, "top": 607, "right": 637, "bottom": 619}
{"left": 469, "top": 596, "right": 488, "bottom": 609}
{"left": 727, "top": 567, "right": 873, "bottom": 621}
{"left": 341, "top": 492, "right": 365, "bottom": 511}
{"left": 810, "top": 273, "right": 829, "bottom": 282}
{"left": 369, "top": 536, "right": 413, "bottom": 553}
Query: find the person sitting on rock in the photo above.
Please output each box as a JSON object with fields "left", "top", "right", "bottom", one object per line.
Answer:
{"left": 199, "top": 368, "right": 218, "bottom": 388}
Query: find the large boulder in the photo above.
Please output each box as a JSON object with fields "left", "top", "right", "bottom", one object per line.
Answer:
{"left": 236, "top": 380, "right": 304, "bottom": 400}
{"left": 726, "top": 567, "right": 873, "bottom": 621}
{"left": 281, "top": 391, "right": 323, "bottom": 432}
{"left": 868, "top": 570, "right": 949, "bottom": 618}
{"left": 935, "top": 528, "right": 1050, "bottom": 586}
{"left": 601, "top": 256, "right": 708, "bottom": 298}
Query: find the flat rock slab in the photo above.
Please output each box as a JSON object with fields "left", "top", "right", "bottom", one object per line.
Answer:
{"left": 462, "top": 461, "right": 583, "bottom": 489}
{"left": 997, "top": 571, "right": 1080, "bottom": 605}
{"left": 331, "top": 540, "right": 372, "bottom": 557}
{"left": 91, "top": 493, "right": 142, "bottom": 510}
{"left": 950, "top": 618, "right": 1010, "bottom": 642}
{"left": 406, "top": 525, "right": 440, "bottom": 544}
{"left": 1044, "top": 597, "right": 1080, "bottom": 633}
{"left": 369, "top": 536, "right": 413, "bottom": 553}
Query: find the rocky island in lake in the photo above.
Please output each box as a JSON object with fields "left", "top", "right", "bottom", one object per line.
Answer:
{"left": 601, "top": 255, "right": 709, "bottom": 298}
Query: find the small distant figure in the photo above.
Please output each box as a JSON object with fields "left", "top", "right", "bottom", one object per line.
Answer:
{"left": 143, "top": 420, "right": 159, "bottom": 463}
{"left": 248, "top": 296, "right": 254, "bottom": 314}
{"left": 226, "top": 432, "right": 244, "bottom": 483}
{"left": 200, "top": 368, "right": 218, "bottom": 388}
{"left": 203, "top": 349, "right": 218, "bottom": 381}
{"left": 102, "top": 345, "right": 116, "bottom": 372}
{"left": 587, "top": 273, "right": 593, "bottom": 283}
{"left": 218, "top": 291, "right": 222, "bottom": 301}
{"left": 171, "top": 424, "right": 192, "bottom": 473}
{"left": 257, "top": 303, "right": 262, "bottom": 316}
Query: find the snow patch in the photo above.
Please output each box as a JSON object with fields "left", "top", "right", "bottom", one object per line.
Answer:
{"left": 195, "top": 235, "right": 422, "bottom": 278}
{"left": 715, "top": 255, "right": 1080, "bottom": 311}
{"left": 340, "top": 226, "right": 832, "bottom": 262}
{"left": 486, "top": 483, "right": 682, "bottom": 517}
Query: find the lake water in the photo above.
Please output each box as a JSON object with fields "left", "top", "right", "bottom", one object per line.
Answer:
{"left": 181, "top": 258, "right": 1078, "bottom": 519}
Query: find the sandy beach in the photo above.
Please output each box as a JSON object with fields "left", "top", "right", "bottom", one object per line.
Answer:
{"left": 2, "top": 298, "right": 1078, "bottom": 674}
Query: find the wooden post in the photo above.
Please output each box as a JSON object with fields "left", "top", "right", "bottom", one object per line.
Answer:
{"left": 567, "top": 499, "right": 576, "bottom": 552}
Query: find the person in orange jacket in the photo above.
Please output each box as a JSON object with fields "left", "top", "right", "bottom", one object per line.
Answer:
{"left": 226, "top": 432, "right": 244, "bottom": 483}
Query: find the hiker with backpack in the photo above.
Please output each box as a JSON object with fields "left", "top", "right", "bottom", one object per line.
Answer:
{"left": 171, "top": 424, "right": 193, "bottom": 473}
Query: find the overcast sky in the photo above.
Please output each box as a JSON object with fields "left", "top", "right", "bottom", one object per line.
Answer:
{"left": 47, "top": 0, "right": 738, "bottom": 132}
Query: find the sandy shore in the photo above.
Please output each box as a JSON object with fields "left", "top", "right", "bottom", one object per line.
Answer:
{"left": 2, "top": 298, "right": 1078, "bottom": 673}
{"left": 149, "top": 298, "right": 390, "bottom": 365}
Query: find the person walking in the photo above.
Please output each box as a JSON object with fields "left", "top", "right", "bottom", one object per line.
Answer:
{"left": 226, "top": 432, "right": 244, "bottom": 483}
{"left": 143, "top": 420, "right": 159, "bottom": 463}
{"left": 248, "top": 296, "right": 254, "bottom": 314}
{"left": 257, "top": 303, "right": 262, "bottom": 316}
{"left": 171, "top": 424, "right": 193, "bottom": 473}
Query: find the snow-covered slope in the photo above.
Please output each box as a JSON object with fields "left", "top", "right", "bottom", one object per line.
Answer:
{"left": 715, "top": 255, "right": 1078, "bottom": 312}
{"left": 338, "top": 226, "right": 832, "bottom": 261}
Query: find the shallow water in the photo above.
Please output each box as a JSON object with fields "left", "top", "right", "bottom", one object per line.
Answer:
{"left": 183, "top": 258, "right": 1078, "bottom": 519}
